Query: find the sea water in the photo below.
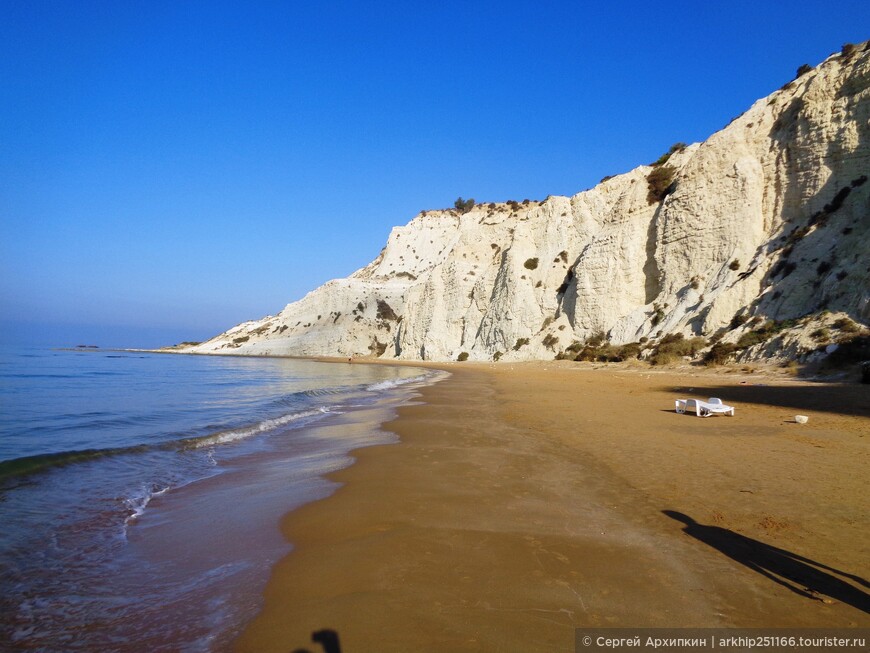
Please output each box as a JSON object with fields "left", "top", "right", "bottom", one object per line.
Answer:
{"left": 0, "top": 347, "right": 443, "bottom": 652}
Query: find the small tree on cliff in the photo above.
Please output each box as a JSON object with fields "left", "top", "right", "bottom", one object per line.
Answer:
{"left": 454, "top": 197, "right": 475, "bottom": 214}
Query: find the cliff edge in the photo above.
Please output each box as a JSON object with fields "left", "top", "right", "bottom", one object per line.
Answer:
{"left": 178, "top": 43, "right": 870, "bottom": 365}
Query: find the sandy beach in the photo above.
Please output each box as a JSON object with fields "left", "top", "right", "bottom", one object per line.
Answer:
{"left": 234, "top": 362, "right": 869, "bottom": 652}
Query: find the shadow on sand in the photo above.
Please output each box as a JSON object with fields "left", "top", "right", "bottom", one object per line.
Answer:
{"left": 293, "top": 629, "right": 342, "bottom": 653}
{"left": 664, "top": 511, "right": 869, "bottom": 614}
{"left": 659, "top": 382, "right": 870, "bottom": 418}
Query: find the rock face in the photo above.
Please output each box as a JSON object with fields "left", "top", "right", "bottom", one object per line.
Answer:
{"left": 183, "top": 44, "right": 870, "bottom": 362}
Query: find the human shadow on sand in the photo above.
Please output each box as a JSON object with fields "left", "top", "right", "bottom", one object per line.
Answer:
{"left": 663, "top": 511, "right": 869, "bottom": 614}
{"left": 293, "top": 628, "right": 342, "bottom": 653}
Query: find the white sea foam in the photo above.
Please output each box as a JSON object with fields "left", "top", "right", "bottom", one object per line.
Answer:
{"left": 124, "top": 484, "right": 170, "bottom": 527}
{"left": 366, "top": 374, "right": 429, "bottom": 392}
{"left": 190, "top": 407, "right": 330, "bottom": 449}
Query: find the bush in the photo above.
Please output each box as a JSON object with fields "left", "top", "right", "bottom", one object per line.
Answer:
{"left": 369, "top": 339, "right": 388, "bottom": 357}
{"left": 651, "top": 305, "right": 665, "bottom": 327}
{"left": 587, "top": 344, "right": 619, "bottom": 362}
{"left": 729, "top": 259, "right": 741, "bottom": 271}
{"left": 650, "top": 142, "right": 687, "bottom": 167}
{"left": 704, "top": 342, "right": 738, "bottom": 365}
{"left": 572, "top": 336, "right": 638, "bottom": 363}
{"left": 513, "top": 337, "right": 529, "bottom": 351}
{"left": 796, "top": 64, "right": 813, "bottom": 78}
{"left": 833, "top": 318, "right": 860, "bottom": 333}
{"left": 457, "top": 351, "right": 469, "bottom": 361}
{"left": 376, "top": 300, "right": 399, "bottom": 321}
{"left": 646, "top": 165, "right": 676, "bottom": 204}
{"left": 617, "top": 342, "right": 642, "bottom": 360}
{"left": 734, "top": 319, "right": 796, "bottom": 350}
{"left": 729, "top": 313, "right": 749, "bottom": 330}
{"left": 737, "top": 330, "right": 767, "bottom": 348}
{"left": 649, "top": 333, "right": 706, "bottom": 365}
{"left": 524, "top": 258, "right": 539, "bottom": 270}
{"left": 542, "top": 334, "right": 559, "bottom": 350}
{"left": 657, "top": 333, "right": 684, "bottom": 346}
{"left": 787, "top": 225, "right": 811, "bottom": 244}
{"left": 841, "top": 43, "right": 857, "bottom": 58}
{"left": 454, "top": 197, "right": 475, "bottom": 214}
{"left": 586, "top": 331, "right": 607, "bottom": 347}
{"left": 649, "top": 350, "right": 681, "bottom": 366}
{"left": 817, "top": 260, "right": 832, "bottom": 276}
{"left": 811, "top": 328, "right": 830, "bottom": 342}
{"left": 573, "top": 347, "right": 597, "bottom": 362}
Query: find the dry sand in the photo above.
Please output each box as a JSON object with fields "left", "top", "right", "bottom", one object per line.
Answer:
{"left": 234, "top": 362, "right": 869, "bottom": 652}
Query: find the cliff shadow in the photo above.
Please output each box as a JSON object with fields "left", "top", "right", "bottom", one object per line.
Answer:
{"left": 643, "top": 201, "right": 664, "bottom": 305}
{"left": 556, "top": 250, "right": 584, "bottom": 327}
{"left": 656, "top": 381, "right": 870, "bottom": 418}
{"left": 663, "top": 510, "right": 870, "bottom": 613}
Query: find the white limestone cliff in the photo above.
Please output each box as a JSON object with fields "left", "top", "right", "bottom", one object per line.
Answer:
{"left": 181, "top": 43, "right": 870, "bottom": 363}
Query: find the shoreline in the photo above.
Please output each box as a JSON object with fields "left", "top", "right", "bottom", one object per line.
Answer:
{"left": 233, "top": 362, "right": 869, "bottom": 652}
{"left": 0, "top": 350, "right": 444, "bottom": 651}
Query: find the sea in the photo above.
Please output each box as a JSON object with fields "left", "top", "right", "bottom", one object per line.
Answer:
{"left": 0, "top": 346, "right": 443, "bottom": 652}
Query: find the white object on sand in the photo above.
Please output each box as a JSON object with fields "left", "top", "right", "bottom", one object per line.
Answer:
{"left": 795, "top": 415, "right": 809, "bottom": 424}
{"left": 675, "top": 397, "right": 735, "bottom": 417}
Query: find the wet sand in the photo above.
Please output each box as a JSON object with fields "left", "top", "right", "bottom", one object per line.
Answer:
{"left": 234, "top": 362, "right": 870, "bottom": 652}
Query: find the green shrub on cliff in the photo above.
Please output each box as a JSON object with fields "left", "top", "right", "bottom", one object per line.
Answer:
{"left": 454, "top": 197, "right": 475, "bottom": 214}
{"left": 646, "top": 165, "right": 676, "bottom": 204}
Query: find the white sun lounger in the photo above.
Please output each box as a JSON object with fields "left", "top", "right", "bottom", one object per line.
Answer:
{"left": 675, "top": 397, "right": 735, "bottom": 417}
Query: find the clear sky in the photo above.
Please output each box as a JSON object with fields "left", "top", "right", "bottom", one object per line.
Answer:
{"left": 1, "top": 1, "right": 868, "bottom": 348}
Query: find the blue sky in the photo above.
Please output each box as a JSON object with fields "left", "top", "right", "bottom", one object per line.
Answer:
{"left": 1, "top": 1, "right": 868, "bottom": 347}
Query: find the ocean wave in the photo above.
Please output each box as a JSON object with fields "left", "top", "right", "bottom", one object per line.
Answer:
{"left": 0, "top": 407, "right": 334, "bottom": 482}
{"left": 366, "top": 374, "right": 430, "bottom": 392}
{"left": 302, "top": 384, "right": 369, "bottom": 398}
{"left": 0, "top": 445, "right": 153, "bottom": 482}
{"left": 182, "top": 407, "right": 330, "bottom": 449}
